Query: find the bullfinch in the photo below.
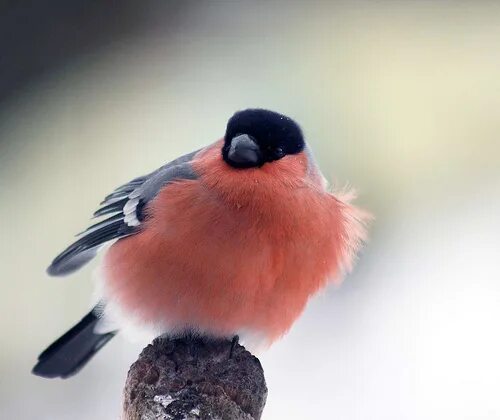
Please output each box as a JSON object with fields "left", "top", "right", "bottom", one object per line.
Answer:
{"left": 32, "top": 109, "right": 369, "bottom": 379}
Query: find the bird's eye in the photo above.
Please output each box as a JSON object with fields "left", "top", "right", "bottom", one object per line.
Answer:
{"left": 274, "top": 147, "right": 285, "bottom": 159}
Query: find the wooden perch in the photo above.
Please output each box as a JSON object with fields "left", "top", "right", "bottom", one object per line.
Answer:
{"left": 123, "top": 336, "right": 267, "bottom": 420}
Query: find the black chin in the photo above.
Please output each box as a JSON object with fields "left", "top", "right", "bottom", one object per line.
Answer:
{"left": 223, "top": 148, "right": 264, "bottom": 168}
{"left": 227, "top": 159, "right": 263, "bottom": 169}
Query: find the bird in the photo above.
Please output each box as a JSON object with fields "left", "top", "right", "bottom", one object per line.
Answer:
{"left": 32, "top": 108, "right": 369, "bottom": 379}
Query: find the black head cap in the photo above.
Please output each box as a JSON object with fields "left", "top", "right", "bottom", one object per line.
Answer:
{"left": 222, "top": 109, "right": 305, "bottom": 169}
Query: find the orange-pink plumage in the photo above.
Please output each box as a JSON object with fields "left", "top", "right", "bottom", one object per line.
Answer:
{"left": 34, "top": 109, "right": 369, "bottom": 379}
{"left": 102, "top": 140, "right": 367, "bottom": 344}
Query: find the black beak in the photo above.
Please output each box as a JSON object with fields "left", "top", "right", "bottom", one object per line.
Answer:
{"left": 227, "top": 134, "right": 262, "bottom": 167}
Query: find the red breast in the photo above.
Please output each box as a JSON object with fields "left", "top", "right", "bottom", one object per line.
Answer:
{"left": 102, "top": 140, "right": 366, "bottom": 343}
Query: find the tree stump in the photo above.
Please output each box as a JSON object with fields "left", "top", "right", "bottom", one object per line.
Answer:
{"left": 123, "top": 336, "right": 267, "bottom": 419}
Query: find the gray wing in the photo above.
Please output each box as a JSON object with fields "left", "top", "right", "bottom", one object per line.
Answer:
{"left": 47, "top": 150, "right": 199, "bottom": 276}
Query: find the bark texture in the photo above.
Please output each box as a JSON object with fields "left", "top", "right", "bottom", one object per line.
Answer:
{"left": 123, "top": 336, "right": 267, "bottom": 420}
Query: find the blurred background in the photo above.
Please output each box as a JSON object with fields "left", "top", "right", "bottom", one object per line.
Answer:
{"left": 1, "top": 1, "right": 499, "bottom": 419}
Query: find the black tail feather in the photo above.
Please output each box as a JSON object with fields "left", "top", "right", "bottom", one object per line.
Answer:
{"left": 32, "top": 310, "right": 116, "bottom": 379}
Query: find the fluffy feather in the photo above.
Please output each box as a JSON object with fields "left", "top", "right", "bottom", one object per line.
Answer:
{"left": 100, "top": 141, "right": 370, "bottom": 344}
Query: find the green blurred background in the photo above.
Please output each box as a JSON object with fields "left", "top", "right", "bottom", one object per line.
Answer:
{"left": 1, "top": 1, "right": 499, "bottom": 419}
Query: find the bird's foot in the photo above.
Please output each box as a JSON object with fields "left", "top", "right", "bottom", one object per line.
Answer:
{"left": 229, "top": 335, "right": 239, "bottom": 359}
